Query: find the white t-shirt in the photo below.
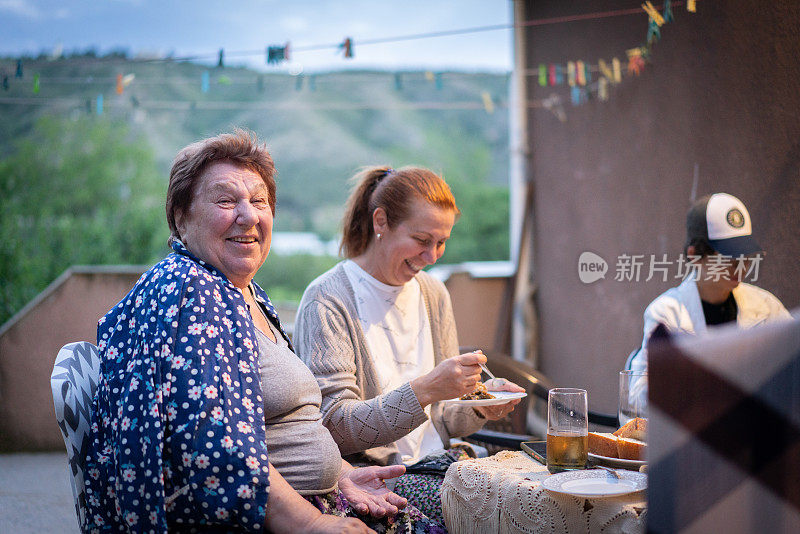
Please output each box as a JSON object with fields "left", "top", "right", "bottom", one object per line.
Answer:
{"left": 342, "top": 259, "right": 443, "bottom": 464}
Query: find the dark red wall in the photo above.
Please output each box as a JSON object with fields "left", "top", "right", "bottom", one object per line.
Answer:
{"left": 521, "top": 0, "right": 800, "bottom": 411}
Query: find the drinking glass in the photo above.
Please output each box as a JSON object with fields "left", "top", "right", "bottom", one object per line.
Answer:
{"left": 546, "top": 388, "right": 588, "bottom": 472}
{"left": 619, "top": 370, "right": 648, "bottom": 425}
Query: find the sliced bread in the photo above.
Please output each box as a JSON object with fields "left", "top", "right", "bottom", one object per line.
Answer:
{"left": 588, "top": 432, "right": 619, "bottom": 458}
{"left": 617, "top": 437, "right": 646, "bottom": 460}
{"left": 613, "top": 417, "right": 647, "bottom": 441}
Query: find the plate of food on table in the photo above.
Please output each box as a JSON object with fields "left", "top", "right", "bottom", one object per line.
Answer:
{"left": 443, "top": 381, "right": 527, "bottom": 406}
{"left": 587, "top": 417, "right": 647, "bottom": 470}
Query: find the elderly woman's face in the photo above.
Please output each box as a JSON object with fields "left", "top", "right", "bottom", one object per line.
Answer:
{"left": 177, "top": 161, "right": 273, "bottom": 289}
{"left": 373, "top": 197, "right": 456, "bottom": 286}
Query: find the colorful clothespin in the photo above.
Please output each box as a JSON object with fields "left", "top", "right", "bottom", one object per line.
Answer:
{"left": 15, "top": 59, "right": 23, "bottom": 78}
{"left": 687, "top": 0, "right": 696, "bottom": 13}
{"left": 598, "top": 77, "right": 609, "bottom": 101}
{"left": 576, "top": 61, "right": 585, "bottom": 86}
{"left": 217, "top": 75, "right": 231, "bottom": 85}
{"left": 548, "top": 64, "right": 556, "bottom": 86}
{"left": 130, "top": 95, "right": 140, "bottom": 108}
{"left": 425, "top": 71, "right": 435, "bottom": 82}
{"left": 647, "top": 18, "right": 662, "bottom": 44}
{"left": 96, "top": 94, "right": 103, "bottom": 115}
{"left": 33, "top": 73, "right": 40, "bottom": 94}
{"left": 567, "top": 61, "right": 576, "bottom": 87}
{"left": 394, "top": 72, "right": 403, "bottom": 90}
{"left": 201, "top": 71, "right": 210, "bottom": 93}
{"left": 218, "top": 48, "right": 224, "bottom": 68}
{"left": 555, "top": 64, "right": 564, "bottom": 85}
{"left": 538, "top": 64, "right": 547, "bottom": 87}
{"left": 598, "top": 59, "right": 613, "bottom": 82}
{"left": 584, "top": 62, "right": 591, "bottom": 84}
{"left": 340, "top": 37, "right": 353, "bottom": 58}
{"left": 481, "top": 91, "right": 494, "bottom": 114}
{"left": 612, "top": 57, "right": 622, "bottom": 83}
{"left": 116, "top": 74, "right": 124, "bottom": 95}
{"left": 267, "top": 43, "right": 290, "bottom": 65}
{"left": 122, "top": 74, "right": 135, "bottom": 87}
{"left": 435, "top": 72, "right": 443, "bottom": 90}
{"left": 627, "top": 48, "right": 645, "bottom": 76}
{"left": 641, "top": 1, "right": 666, "bottom": 26}
{"left": 2, "top": 75, "right": 9, "bottom": 91}
{"left": 663, "top": 0, "right": 674, "bottom": 23}
{"left": 570, "top": 86, "right": 581, "bottom": 106}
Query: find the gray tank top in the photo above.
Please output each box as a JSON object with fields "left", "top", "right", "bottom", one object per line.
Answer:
{"left": 255, "top": 321, "right": 342, "bottom": 495}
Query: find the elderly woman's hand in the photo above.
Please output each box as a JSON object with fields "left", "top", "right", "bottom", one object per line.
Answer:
{"left": 338, "top": 464, "right": 408, "bottom": 518}
{"left": 475, "top": 377, "right": 526, "bottom": 420}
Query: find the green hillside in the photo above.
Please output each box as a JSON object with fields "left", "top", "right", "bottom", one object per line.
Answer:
{"left": 0, "top": 55, "right": 510, "bottom": 319}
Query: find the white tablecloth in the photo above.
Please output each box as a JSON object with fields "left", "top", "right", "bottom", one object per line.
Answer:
{"left": 441, "top": 451, "right": 647, "bottom": 534}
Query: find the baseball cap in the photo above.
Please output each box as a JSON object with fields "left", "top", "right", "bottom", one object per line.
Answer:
{"left": 686, "top": 193, "right": 762, "bottom": 257}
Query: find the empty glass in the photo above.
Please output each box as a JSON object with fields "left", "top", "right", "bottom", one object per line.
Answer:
{"left": 619, "top": 370, "right": 648, "bottom": 425}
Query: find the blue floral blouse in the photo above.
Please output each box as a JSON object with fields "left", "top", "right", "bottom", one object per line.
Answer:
{"left": 84, "top": 240, "right": 290, "bottom": 532}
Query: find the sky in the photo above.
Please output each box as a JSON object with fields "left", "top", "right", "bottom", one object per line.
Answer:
{"left": 1, "top": 0, "right": 514, "bottom": 73}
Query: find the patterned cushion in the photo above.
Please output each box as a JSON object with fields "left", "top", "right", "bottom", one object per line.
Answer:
{"left": 51, "top": 341, "right": 101, "bottom": 532}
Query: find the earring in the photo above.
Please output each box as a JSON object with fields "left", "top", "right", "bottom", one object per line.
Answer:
{"left": 376, "top": 233, "right": 382, "bottom": 240}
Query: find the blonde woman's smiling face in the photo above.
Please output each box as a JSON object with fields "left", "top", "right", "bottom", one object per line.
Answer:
{"left": 177, "top": 162, "right": 273, "bottom": 289}
{"left": 372, "top": 198, "right": 456, "bottom": 286}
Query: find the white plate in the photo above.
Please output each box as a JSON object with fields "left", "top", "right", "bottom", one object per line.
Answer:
{"left": 441, "top": 391, "right": 527, "bottom": 406}
{"left": 542, "top": 469, "right": 647, "bottom": 497}
{"left": 588, "top": 452, "right": 646, "bottom": 470}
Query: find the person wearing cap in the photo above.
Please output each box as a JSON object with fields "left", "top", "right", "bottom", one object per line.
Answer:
{"left": 628, "top": 193, "right": 791, "bottom": 379}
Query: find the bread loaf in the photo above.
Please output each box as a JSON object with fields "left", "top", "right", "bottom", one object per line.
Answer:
{"left": 613, "top": 417, "right": 647, "bottom": 441}
{"left": 616, "top": 437, "right": 646, "bottom": 460}
{"left": 588, "top": 432, "right": 618, "bottom": 458}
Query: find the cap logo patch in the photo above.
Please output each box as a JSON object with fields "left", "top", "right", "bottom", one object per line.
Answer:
{"left": 726, "top": 208, "right": 745, "bottom": 228}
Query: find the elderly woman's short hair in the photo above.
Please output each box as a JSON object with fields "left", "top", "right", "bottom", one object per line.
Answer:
{"left": 166, "top": 129, "right": 276, "bottom": 244}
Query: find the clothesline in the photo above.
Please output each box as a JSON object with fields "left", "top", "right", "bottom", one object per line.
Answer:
{"left": 1, "top": 1, "right": 688, "bottom": 67}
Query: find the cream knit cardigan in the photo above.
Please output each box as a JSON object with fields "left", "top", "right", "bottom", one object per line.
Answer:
{"left": 294, "top": 262, "right": 486, "bottom": 466}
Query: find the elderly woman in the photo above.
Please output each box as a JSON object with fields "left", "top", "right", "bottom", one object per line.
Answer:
{"left": 294, "top": 166, "right": 524, "bottom": 524}
{"left": 83, "top": 134, "right": 442, "bottom": 533}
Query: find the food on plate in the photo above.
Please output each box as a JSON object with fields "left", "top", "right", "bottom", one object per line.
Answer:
{"left": 587, "top": 432, "right": 619, "bottom": 458}
{"left": 616, "top": 437, "right": 647, "bottom": 460}
{"left": 460, "top": 381, "right": 496, "bottom": 400}
{"left": 588, "top": 417, "right": 648, "bottom": 460}
{"left": 613, "top": 417, "right": 647, "bottom": 441}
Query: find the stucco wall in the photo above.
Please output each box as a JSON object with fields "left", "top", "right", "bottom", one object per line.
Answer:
{"left": 0, "top": 270, "right": 144, "bottom": 451}
{"left": 445, "top": 272, "right": 508, "bottom": 351}
{"left": 521, "top": 0, "right": 800, "bottom": 412}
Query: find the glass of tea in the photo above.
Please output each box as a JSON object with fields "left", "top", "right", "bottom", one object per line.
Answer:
{"left": 546, "top": 388, "right": 588, "bottom": 472}
{"left": 619, "top": 370, "right": 648, "bottom": 426}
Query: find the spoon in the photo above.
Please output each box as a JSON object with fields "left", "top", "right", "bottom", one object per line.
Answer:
{"left": 594, "top": 465, "right": 622, "bottom": 479}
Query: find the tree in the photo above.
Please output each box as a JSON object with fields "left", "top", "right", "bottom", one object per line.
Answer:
{"left": 443, "top": 180, "right": 510, "bottom": 264}
{"left": 0, "top": 115, "right": 168, "bottom": 324}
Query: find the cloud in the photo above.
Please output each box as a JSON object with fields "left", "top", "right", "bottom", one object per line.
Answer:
{"left": 0, "top": 0, "right": 42, "bottom": 19}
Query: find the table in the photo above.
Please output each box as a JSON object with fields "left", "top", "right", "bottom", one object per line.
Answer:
{"left": 441, "top": 451, "right": 647, "bottom": 534}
